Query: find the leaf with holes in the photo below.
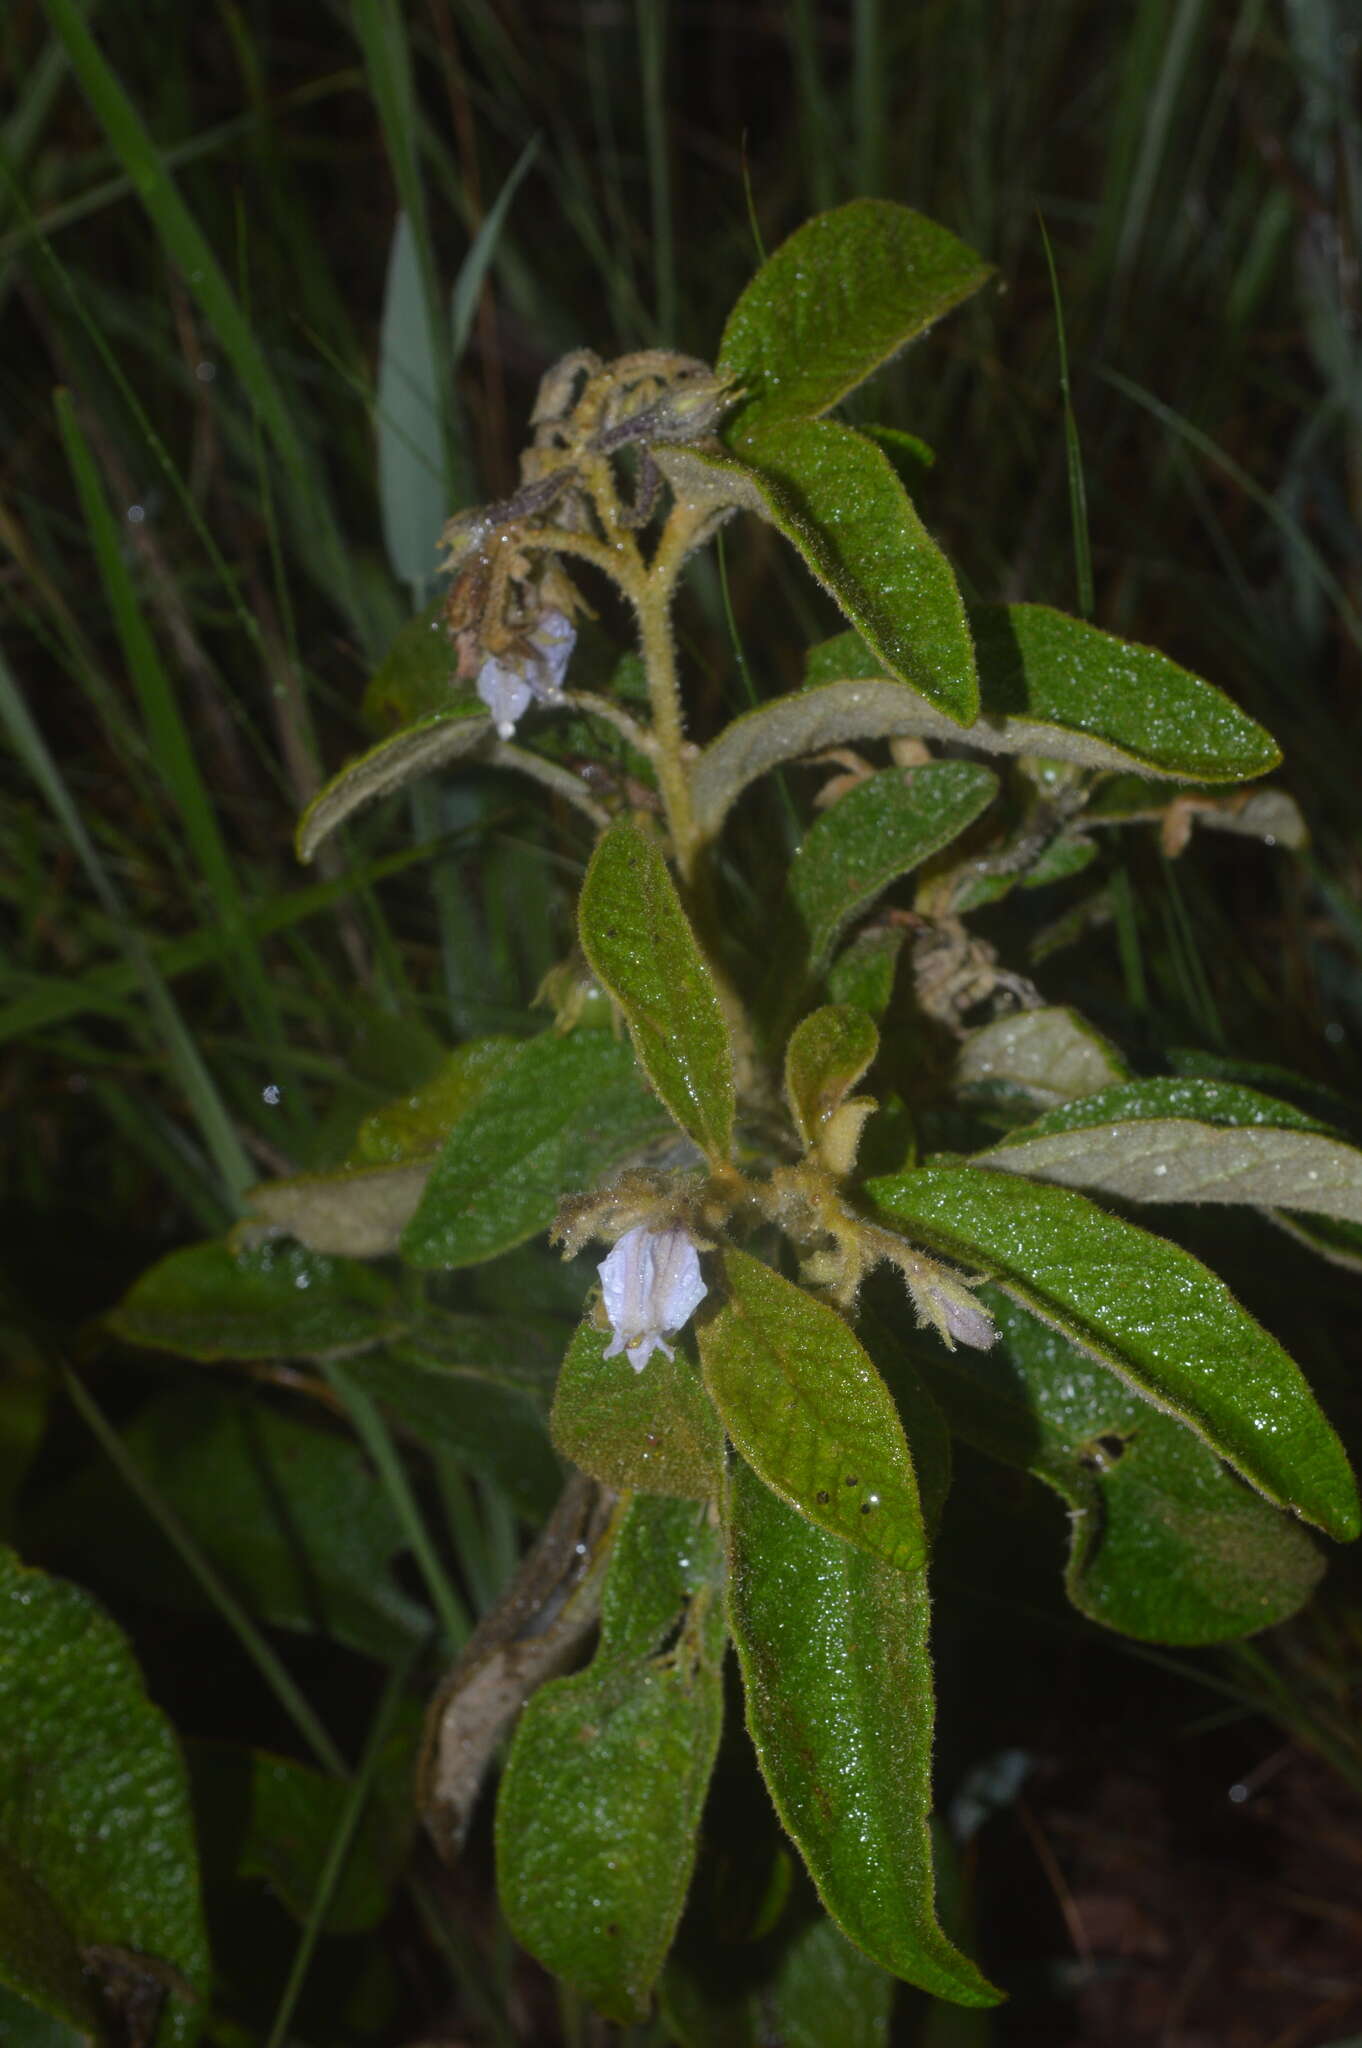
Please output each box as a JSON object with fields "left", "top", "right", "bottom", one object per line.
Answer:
{"left": 866, "top": 1166, "right": 1359, "bottom": 1540}
{"left": 918, "top": 1290, "right": 1323, "bottom": 1642}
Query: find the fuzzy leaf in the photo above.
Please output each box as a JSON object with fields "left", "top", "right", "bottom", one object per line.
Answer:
{"left": 921, "top": 1292, "right": 1323, "bottom": 1642}
{"left": 497, "top": 1499, "right": 725, "bottom": 2022}
{"left": 974, "top": 1078, "right": 1362, "bottom": 1223}
{"left": 36, "top": 1386, "right": 431, "bottom": 1659}
{"left": 362, "top": 595, "right": 454, "bottom": 728}
{"left": 954, "top": 1006, "right": 1130, "bottom": 1112}
{"left": 697, "top": 1250, "right": 925, "bottom": 1574}
{"left": 0, "top": 1548, "right": 210, "bottom": 2045}
{"left": 721, "top": 417, "right": 979, "bottom": 724}
{"left": 826, "top": 928, "right": 904, "bottom": 1021}
{"left": 244, "top": 1160, "right": 434, "bottom": 1259}
{"left": 691, "top": 602, "right": 1277, "bottom": 841}
{"left": 866, "top": 1166, "right": 1360, "bottom": 1540}
{"left": 296, "top": 708, "right": 490, "bottom": 862}
{"left": 718, "top": 199, "right": 991, "bottom": 422}
{"left": 784, "top": 1005, "right": 879, "bottom": 1148}
{"left": 551, "top": 1320, "right": 724, "bottom": 1500}
{"left": 788, "top": 762, "right": 998, "bottom": 975}
{"left": 724, "top": 1461, "right": 998, "bottom": 2005}
{"left": 577, "top": 822, "right": 735, "bottom": 1160}
{"left": 401, "top": 1029, "right": 673, "bottom": 1268}
{"left": 108, "top": 1239, "right": 403, "bottom": 1361}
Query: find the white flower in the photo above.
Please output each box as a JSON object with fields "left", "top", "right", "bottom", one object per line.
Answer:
{"left": 476, "top": 607, "right": 577, "bottom": 739}
{"left": 598, "top": 1225, "right": 707, "bottom": 1372}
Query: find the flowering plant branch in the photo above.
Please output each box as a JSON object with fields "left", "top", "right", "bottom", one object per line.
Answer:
{"left": 113, "top": 199, "right": 1362, "bottom": 2026}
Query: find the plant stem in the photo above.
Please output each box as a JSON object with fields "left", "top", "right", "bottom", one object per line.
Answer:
{"left": 634, "top": 567, "right": 700, "bottom": 877}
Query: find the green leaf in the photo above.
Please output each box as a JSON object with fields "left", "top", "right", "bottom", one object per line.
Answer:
{"left": 497, "top": 1499, "right": 725, "bottom": 2022}
{"left": 362, "top": 595, "right": 456, "bottom": 729}
{"left": 36, "top": 1386, "right": 432, "bottom": 1659}
{"left": 866, "top": 1166, "right": 1360, "bottom": 1540}
{"left": 577, "top": 823, "right": 735, "bottom": 1160}
{"left": 923, "top": 1290, "right": 1323, "bottom": 1643}
{"left": 376, "top": 210, "right": 449, "bottom": 597}
{"left": 966, "top": 605, "right": 1280, "bottom": 782}
{"left": 352, "top": 1037, "right": 520, "bottom": 1162}
{"left": 718, "top": 200, "right": 991, "bottom": 421}
{"left": 826, "top": 927, "right": 904, "bottom": 1022}
{"left": 784, "top": 1005, "right": 879, "bottom": 1150}
{"left": 188, "top": 1725, "right": 417, "bottom": 1937}
{"left": 108, "top": 1239, "right": 403, "bottom": 1362}
{"left": 687, "top": 601, "right": 1281, "bottom": 839}
{"left": 401, "top": 1028, "right": 673, "bottom": 1269}
{"left": 295, "top": 708, "right": 490, "bottom": 863}
{"left": 551, "top": 1319, "right": 724, "bottom": 1500}
{"left": 0, "top": 1547, "right": 210, "bottom": 2045}
{"left": 788, "top": 762, "right": 998, "bottom": 975}
{"left": 663, "top": 1913, "right": 893, "bottom": 2048}
{"left": 721, "top": 418, "right": 979, "bottom": 724}
{"left": 723, "top": 1462, "right": 998, "bottom": 2006}
{"left": 346, "top": 1336, "right": 563, "bottom": 1518}
{"left": 973, "top": 1078, "right": 1362, "bottom": 1224}
{"left": 954, "top": 1006, "right": 1130, "bottom": 1112}
{"left": 697, "top": 1250, "right": 925, "bottom": 1574}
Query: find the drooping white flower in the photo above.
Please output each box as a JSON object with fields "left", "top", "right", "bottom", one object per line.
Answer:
{"left": 475, "top": 607, "right": 577, "bottom": 739}
{"left": 598, "top": 1225, "right": 707, "bottom": 1373}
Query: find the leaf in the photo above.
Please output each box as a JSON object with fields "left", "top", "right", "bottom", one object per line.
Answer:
{"left": 108, "top": 1239, "right": 403, "bottom": 1362}
{"left": 0, "top": 1547, "right": 210, "bottom": 2045}
{"left": 923, "top": 1290, "right": 1323, "bottom": 1642}
{"left": 188, "top": 1723, "right": 418, "bottom": 1937}
{"left": 690, "top": 596, "right": 1278, "bottom": 842}
{"left": 352, "top": 1037, "right": 520, "bottom": 1162}
{"left": 718, "top": 199, "right": 991, "bottom": 422}
{"left": 377, "top": 211, "right": 449, "bottom": 596}
{"left": 401, "top": 1028, "right": 673, "bottom": 1269}
{"left": 36, "top": 1386, "right": 431, "bottom": 1659}
{"left": 577, "top": 823, "right": 735, "bottom": 1160}
{"left": 346, "top": 1337, "right": 563, "bottom": 1518}
{"left": 866, "top": 1166, "right": 1360, "bottom": 1540}
{"left": 551, "top": 1319, "right": 724, "bottom": 1500}
{"left": 244, "top": 1161, "right": 435, "bottom": 1259}
{"left": 826, "top": 927, "right": 904, "bottom": 1021}
{"left": 788, "top": 762, "right": 998, "bottom": 974}
{"left": 662, "top": 1913, "right": 893, "bottom": 2048}
{"left": 968, "top": 604, "right": 1279, "bottom": 781}
{"left": 362, "top": 595, "right": 456, "bottom": 728}
{"left": 973, "top": 1078, "right": 1362, "bottom": 1224}
{"left": 296, "top": 707, "right": 493, "bottom": 862}
{"left": 784, "top": 1005, "right": 879, "bottom": 1150}
{"left": 720, "top": 418, "right": 979, "bottom": 724}
{"left": 497, "top": 1498, "right": 725, "bottom": 2022}
{"left": 723, "top": 1461, "right": 999, "bottom": 2006}
{"left": 954, "top": 1006, "right": 1130, "bottom": 1111}
{"left": 697, "top": 1250, "right": 925, "bottom": 1574}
